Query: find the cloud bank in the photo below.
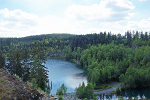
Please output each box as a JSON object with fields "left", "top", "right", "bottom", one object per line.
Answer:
{"left": 66, "top": 0, "right": 135, "bottom": 22}
{"left": 0, "top": 0, "right": 149, "bottom": 37}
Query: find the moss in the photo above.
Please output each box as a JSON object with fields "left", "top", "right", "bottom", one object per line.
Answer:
{"left": 0, "top": 79, "right": 4, "bottom": 82}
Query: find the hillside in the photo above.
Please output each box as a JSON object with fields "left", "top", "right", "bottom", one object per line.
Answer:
{"left": 1, "top": 31, "right": 150, "bottom": 98}
{"left": 0, "top": 68, "right": 51, "bottom": 100}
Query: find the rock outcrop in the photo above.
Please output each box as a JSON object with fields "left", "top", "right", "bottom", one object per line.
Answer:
{"left": 0, "top": 69, "right": 48, "bottom": 100}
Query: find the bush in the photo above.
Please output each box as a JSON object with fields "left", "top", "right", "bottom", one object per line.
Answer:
{"left": 56, "top": 88, "right": 63, "bottom": 95}
{"left": 31, "top": 78, "right": 38, "bottom": 89}
{"left": 116, "top": 87, "right": 121, "bottom": 95}
{"left": 118, "top": 97, "right": 124, "bottom": 100}
{"left": 56, "top": 83, "right": 67, "bottom": 96}
{"left": 75, "top": 82, "right": 85, "bottom": 99}
{"left": 83, "top": 98, "right": 88, "bottom": 100}
{"left": 84, "top": 83, "right": 94, "bottom": 99}
{"left": 75, "top": 82, "right": 94, "bottom": 99}
{"left": 58, "top": 95, "right": 63, "bottom": 100}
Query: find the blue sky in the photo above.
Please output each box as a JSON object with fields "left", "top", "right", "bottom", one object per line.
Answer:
{"left": 0, "top": 0, "right": 150, "bottom": 37}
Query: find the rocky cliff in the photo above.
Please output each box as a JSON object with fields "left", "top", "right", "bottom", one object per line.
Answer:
{"left": 0, "top": 68, "right": 51, "bottom": 100}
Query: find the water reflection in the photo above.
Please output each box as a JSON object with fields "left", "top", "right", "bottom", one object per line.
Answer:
{"left": 122, "top": 89, "right": 150, "bottom": 99}
{"left": 45, "top": 59, "right": 87, "bottom": 94}
{"left": 96, "top": 89, "right": 150, "bottom": 100}
{"left": 65, "top": 75, "right": 87, "bottom": 89}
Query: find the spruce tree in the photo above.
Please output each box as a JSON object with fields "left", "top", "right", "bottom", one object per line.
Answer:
{"left": 14, "top": 49, "right": 22, "bottom": 77}
{"left": 30, "top": 41, "right": 49, "bottom": 91}
{"left": 22, "top": 48, "right": 31, "bottom": 82}
{"left": 7, "top": 48, "right": 22, "bottom": 77}
{"left": 0, "top": 49, "right": 5, "bottom": 69}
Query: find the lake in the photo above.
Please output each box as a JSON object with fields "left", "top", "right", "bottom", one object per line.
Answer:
{"left": 45, "top": 59, "right": 150, "bottom": 99}
{"left": 97, "top": 89, "right": 150, "bottom": 99}
{"left": 45, "top": 59, "right": 87, "bottom": 94}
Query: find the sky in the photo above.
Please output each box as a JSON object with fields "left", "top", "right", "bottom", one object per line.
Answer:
{"left": 0, "top": 0, "right": 150, "bottom": 37}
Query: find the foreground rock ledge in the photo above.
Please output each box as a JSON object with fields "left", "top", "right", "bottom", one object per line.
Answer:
{"left": 0, "top": 69, "right": 51, "bottom": 100}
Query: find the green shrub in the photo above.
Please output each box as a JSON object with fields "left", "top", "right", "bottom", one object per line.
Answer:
{"left": 56, "top": 88, "right": 63, "bottom": 95}
{"left": 58, "top": 95, "right": 63, "bottom": 100}
{"left": 83, "top": 98, "right": 88, "bottom": 100}
{"left": 76, "top": 82, "right": 95, "bottom": 99}
{"left": 0, "top": 79, "right": 4, "bottom": 82}
{"left": 56, "top": 83, "right": 67, "bottom": 96}
{"left": 118, "top": 97, "right": 124, "bottom": 100}
{"left": 116, "top": 87, "right": 121, "bottom": 95}
{"left": 31, "top": 78, "right": 38, "bottom": 89}
{"left": 14, "top": 74, "right": 22, "bottom": 81}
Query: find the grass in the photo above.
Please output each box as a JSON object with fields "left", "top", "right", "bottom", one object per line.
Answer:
{"left": 13, "top": 74, "right": 22, "bottom": 81}
{"left": 111, "top": 90, "right": 116, "bottom": 94}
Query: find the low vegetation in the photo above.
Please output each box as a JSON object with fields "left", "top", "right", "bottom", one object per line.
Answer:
{"left": 94, "top": 83, "right": 112, "bottom": 92}
{"left": 56, "top": 83, "right": 67, "bottom": 96}
{"left": 75, "top": 82, "right": 96, "bottom": 99}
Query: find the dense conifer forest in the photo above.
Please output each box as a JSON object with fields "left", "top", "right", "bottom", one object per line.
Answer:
{"left": 1, "top": 31, "right": 150, "bottom": 92}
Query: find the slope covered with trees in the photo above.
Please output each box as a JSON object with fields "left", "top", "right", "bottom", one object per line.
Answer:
{"left": 0, "top": 41, "right": 50, "bottom": 94}
{"left": 1, "top": 31, "right": 150, "bottom": 91}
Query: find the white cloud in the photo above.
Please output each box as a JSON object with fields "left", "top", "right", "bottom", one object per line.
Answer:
{"left": 65, "top": 0, "right": 135, "bottom": 22}
{"left": 0, "top": 8, "right": 40, "bottom": 37}
{"left": 0, "top": 8, "right": 84, "bottom": 37}
{"left": 0, "top": 0, "right": 149, "bottom": 38}
{"left": 139, "top": 0, "right": 147, "bottom": 1}
{"left": 98, "top": 17, "right": 150, "bottom": 35}
{"left": 0, "top": 8, "right": 38, "bottom": 28}
{"left": 126, "top": 18, "right": 150, "bottom": 32}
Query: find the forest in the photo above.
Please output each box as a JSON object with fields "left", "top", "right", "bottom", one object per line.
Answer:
{"left": 1, "top": 31, "right": 150, "bottom": 93}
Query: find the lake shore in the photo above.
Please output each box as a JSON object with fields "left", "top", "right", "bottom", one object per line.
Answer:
{"left": 63, "top": 82, "right": 120, "bottom": 100}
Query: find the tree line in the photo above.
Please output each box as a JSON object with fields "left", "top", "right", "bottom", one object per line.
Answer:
{"left": 0, "top": 41, "right": 50, "bottom": 93}
{"left": 1, "top": 31, "right": 150, "bottom": 92}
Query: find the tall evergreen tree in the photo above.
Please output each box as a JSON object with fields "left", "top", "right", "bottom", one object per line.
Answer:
{"left": 30, "top": 41, "right": 49, "bottom": 91}
{"left": 14, "top": 49, "right": 22, "bottom": 77}
{"left": 6, "top": 47, "right": 17, "bottom": 75}
{"left": 145, "top": 32, "right": 148, "bottom": 41}
{"left": 127, "top": 31, "right": 132, "bottom": 46}
{"left": 6, "top": 47, "right": 22, "bottom": 77}
{"left": 22, "top": 48, "right": 31, "bottom": 82}
{"left": 0, "top": 49, "right": 5, "bottom": 69}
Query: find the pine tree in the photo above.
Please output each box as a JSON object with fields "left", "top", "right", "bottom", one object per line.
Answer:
{"left": 84, "top": 83, "right": 94, "bottom": 99}
{"left": 6, "top": 48, "right": 22, "bottom": 77}
{"left": 6, "top": 47, "right": 16, "bottom": 74}
{"left": 127, "top": 31, "right": 132, "bottom": 46}
{"left": 0, "top": 49, "right": 5, "bottom": 69}
{"left": 30, "top": 41, "right": 49, "bottom": 91}
{"left": 15, "top": 49, "right": 22, "bottom": 77}
{"left": 22, "top": 48, "right": 31, "bottom": 82}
